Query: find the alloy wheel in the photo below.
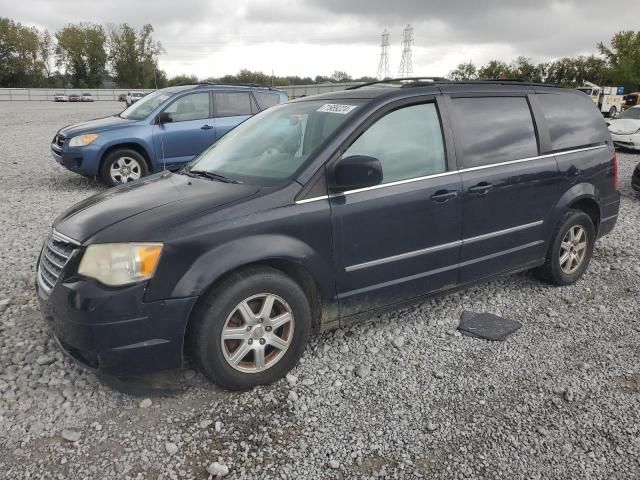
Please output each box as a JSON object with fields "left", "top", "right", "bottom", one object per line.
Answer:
{"left": 110, "top": 156, "right": 142, "bottom": 183}
{"left": 220, "top": 293, "right": 294, "bottom": 373}
{"left": 559, "top": 225, "right": 588, "bottom": 275}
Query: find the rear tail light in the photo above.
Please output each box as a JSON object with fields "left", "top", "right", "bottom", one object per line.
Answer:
{"left": 613, "top": 151, "right": 618, "bottom": 191}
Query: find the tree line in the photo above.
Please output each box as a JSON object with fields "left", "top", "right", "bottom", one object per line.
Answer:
{"left": 449, "top": 31, "right": 640, "bottom": 93}
{"left": 1, "top": 17, "right": 638, "bottom": 91}
{"left": 0, "top": 18, "right": 164, "bottom": 89}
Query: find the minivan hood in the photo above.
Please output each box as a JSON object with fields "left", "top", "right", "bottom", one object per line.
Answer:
{"left": 59, "top": 115, "right": 137, "bottom": 137}
{"left": 608, "top": 118, "right": 640, "bottom": 135}
{"left": 53, "top": 172, "right": 260, "bottom": 243}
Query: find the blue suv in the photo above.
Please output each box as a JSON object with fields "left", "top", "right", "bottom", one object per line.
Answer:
{"left": 50, "top": 84, "right": 288, "bottom": 186}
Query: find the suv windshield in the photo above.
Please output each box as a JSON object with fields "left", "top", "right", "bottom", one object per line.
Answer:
{"left": 188, "top": 100, "right": 364, "bottom": 185}
{"left": 120, "top": 91, "right": 170, "bottom": 120}
{"left": 619, "top": 108, "right": 640, "bottom": 120}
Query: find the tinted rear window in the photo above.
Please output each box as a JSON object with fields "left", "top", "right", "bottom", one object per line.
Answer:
{"left": 215, "top": 93, "right": 253, "bottom": 117}
{"left": 537, "top": 93, "right": 608, "bottom": 151}
{"left": 254, "top": 92, "right": 281, "bottom": 110}
{"left": 452, "top": 97, "right": 538, "bottom": 168}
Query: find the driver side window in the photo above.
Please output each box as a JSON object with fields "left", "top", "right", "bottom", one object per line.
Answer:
{"left": 163, "top": 93, "right": 210, "bottom": 122}
{"left": 343, "top": 103, "right": 446, "bottom": 184}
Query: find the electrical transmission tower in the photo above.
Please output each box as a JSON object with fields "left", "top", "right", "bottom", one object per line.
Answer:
{"left": 376, "top": 29, "right": 390, "bottom": 80}
{"left": 397, "top": 24, "right": 414, "bottom": 78}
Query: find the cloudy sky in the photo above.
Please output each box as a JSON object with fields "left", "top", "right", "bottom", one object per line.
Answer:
{"left": 4, "top": 0, "right": 638, "bottom": 79}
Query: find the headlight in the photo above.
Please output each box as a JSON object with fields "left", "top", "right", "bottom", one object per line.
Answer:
{"left": 69, "top": 133, "right": 98, "bottom": 147}
{"left": 78, "top": 243, "right": 163, "bottom": 286}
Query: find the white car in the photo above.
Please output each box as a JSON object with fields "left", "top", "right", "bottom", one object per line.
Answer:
{"left": 608, "top": 106, "right": 640, "bottom": 151}
{"left": 53, "top": 93, "right": 68, "bottom": 102}
{"left": 125, "top": 91, "right": 145, "bottom": 106}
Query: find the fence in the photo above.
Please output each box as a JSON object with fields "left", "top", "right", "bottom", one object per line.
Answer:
{"left": 0, "top": 83, "right": 360, "bottom": 101}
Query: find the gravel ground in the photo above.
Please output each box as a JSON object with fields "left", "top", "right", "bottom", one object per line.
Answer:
{"left": 0, "top": 101, "right": 639, "bottom": 480}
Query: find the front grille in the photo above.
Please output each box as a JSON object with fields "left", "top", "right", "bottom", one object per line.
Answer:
{"left": 52, "top": 134, "right": 65, "bottom": 148}
{"left": 37, "top": 233, "right": 78, "bottom": 293}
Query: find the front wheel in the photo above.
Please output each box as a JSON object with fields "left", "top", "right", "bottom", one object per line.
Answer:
{"left": 535, "top": 210, "right": 595, "bottom": 285}
{"left": 99, "top": 149, "right": 148, "bottom": 187}
{"left": 609, "top": 106, "right": 617, "bottom": 118}
{"left": 188, "top": 267, "right": 312, "bottom": 390}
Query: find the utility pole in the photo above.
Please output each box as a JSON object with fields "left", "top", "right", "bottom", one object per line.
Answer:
{"left": 397, "top": 24, "right": 414, "bottom": 78}
{"left": 376, "top": 29, "right": 390, "bottom": 80}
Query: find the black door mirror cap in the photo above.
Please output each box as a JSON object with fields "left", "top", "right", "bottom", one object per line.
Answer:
{"left": 331, "top": 155, "right": 383, "bottom": 192}
{"left": 158, "top": 112, "right": 173, "bottom": 124}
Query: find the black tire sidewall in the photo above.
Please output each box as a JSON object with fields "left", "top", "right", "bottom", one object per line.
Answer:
{"left": 100, "top": 149, "right": 148, "bottom": 187}
{"left": 193, "top": 269, "right": 311, "bottom": 391}
{"left": 548, "top": 211, "right": 595, "bottom": 285}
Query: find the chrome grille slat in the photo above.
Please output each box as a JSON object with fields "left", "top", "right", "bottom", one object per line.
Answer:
{"left": 38, "top": 232, "right": 78, "bottom": 294}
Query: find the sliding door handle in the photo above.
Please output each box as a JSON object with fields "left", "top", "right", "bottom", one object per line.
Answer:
{"left": 468, "top": 182, "right": 493, "bottom": 195}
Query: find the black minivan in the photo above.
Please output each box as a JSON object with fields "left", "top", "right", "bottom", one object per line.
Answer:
{"left": 37, "top": 79, "right": 620, "bottom": 390}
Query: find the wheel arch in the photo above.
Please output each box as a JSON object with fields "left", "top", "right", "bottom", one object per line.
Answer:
{"left": 550, "top": 183, "right": 602, "bottom": 235}
{"left": 175, "top": 235, "right": 338, "bottom": 345}
{"left": 99, "top": 142, "right": 153, "bottom": 172}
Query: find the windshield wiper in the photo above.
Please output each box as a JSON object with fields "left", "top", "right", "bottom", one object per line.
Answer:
{"left": 187, "top": 169, "right": 241, "bottom": 184}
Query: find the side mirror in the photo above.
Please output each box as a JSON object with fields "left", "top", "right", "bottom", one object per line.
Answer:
{"left": 158, "top": 112, "right": 172, "bottom": 124}
{"left": 331, "top": 155, "right": 383, "bottom": 192}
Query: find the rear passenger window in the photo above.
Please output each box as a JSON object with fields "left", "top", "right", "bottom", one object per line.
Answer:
{"left": 452, "top": 97, "right": 538, "bottom": 167}
{"left": 254, "top": 92, "right": 280, "bottom": 110}
{"left": 215, "top": 93, "right": 253, "bottom": 117}
{"left": 343, "top": 103, "right": 446, "bottom": 184}
{"left": 537, "top": 93, "right": 608, "bottom": 151}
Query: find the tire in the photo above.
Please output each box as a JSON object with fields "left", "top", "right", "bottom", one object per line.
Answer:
{"left": 188, "top": 266, "right": 312, "bottom": 391}
{"left": 535, "top": 210, "right": 595, "bottom": 285}
{"left": 99, "top": 148, "right": 148, "bottom": 187}
{"left": 609, "top": 106, "right": 617, "bottom": 118}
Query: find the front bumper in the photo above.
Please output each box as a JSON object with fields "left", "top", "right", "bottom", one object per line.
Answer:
{"left": 36, "top": 263, "right": 197, "bottom": 377}
{"left": 610, "top": 132, "right": 640, "bottom": 151}
{"left": 51, "top": 139, "right": 102, "bottom": 176}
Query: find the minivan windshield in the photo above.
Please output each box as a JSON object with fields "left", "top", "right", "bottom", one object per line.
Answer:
{"left": 619, "top": 107, "right": 640, "bottom": 120}
{"left": 188, "top": 100, "right": 364, "bottom": 185}
{"left": 120, "top": 90, "right": 171, "bottom": 120}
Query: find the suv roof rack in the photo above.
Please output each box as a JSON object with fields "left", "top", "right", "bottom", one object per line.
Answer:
{"left": 196, "top": 82, "right": 274, "bottom": 90}
{"left": 346, "top": 77, "right": 451, "bottom": 90}
{"left": 347, "top": 77, "right": 561, "bottom": 90}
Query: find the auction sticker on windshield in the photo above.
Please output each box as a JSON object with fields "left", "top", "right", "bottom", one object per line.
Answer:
{"left": 317, "top": 104, "right": 358, "bottom": 114}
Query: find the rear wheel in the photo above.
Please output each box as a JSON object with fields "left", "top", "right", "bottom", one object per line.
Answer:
{"left": 99, "top": 148, "right": 148, "bottom": 187}
{"left": 609, "top": 106, "right": 617, "bottom": 118}
{"left": 535, "top": 210, "right": 595, "bottom": 285}
{"left": 188, "top": 267, "right": 311, "bottom": 390}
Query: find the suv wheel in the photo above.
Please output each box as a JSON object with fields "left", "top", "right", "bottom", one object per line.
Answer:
{"left": 536, "top": 209, "right": 595, "bottom": 285}
{"left": 189, "top": 267, "right": 311, "bottom": 390}
{"left": 100, "top": 149, "right": 148, "bottom": 187}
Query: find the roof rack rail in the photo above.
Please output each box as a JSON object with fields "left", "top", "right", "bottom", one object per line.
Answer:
{"left": 196, "top": 82, "right": 273, "bottom": 90}
{"left": 347, "top": 77, "right": 562, "bottom": 90}
{"left": 346, "top": 77, "right": 451, "bottom": 90}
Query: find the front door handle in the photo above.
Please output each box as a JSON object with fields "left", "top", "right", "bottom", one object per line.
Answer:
{"left": 468, "top": 182, "right": 494, "bottom": 195}
{"left": 430, "top": 190, "right": 458, "bottom": 203}
{"left": 201, "top": 124, "right": 213, "bottom": 130}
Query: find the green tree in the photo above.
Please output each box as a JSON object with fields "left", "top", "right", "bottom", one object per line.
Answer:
{"left": 108, "top": 23, "right": 163, "bottom": 88}
{"left": 449, "top": 61, "right": 477, "bottom": 80}
{"left": 509, "top": 57, "right": 544, "bottom": 82}
{"left": 168, "top": 74, "right": 198, "bottom": 86}
{"left": 330, "top": 70, "right": 352, "bottom": 82}
{"left": 598, "top": 31, "right": 640, "bottom": 92}
{"left": 477, "top": 60, "right": 512, "bottom": 80}
{"left": 0, "top": 17, "right": 45, "bottom": 87}
{"left": 55, "top": 23, "right": 107, "bottom": 87}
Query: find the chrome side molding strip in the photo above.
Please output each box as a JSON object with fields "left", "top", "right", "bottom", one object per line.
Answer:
{"left": 294, "top": 144, "right": 608, "bottom": 205}
{"left": 345, "top": 220, "right": 544, "bottom": 272}
{"left": 345, "top": 239, "right": 462, "bottom": 272}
